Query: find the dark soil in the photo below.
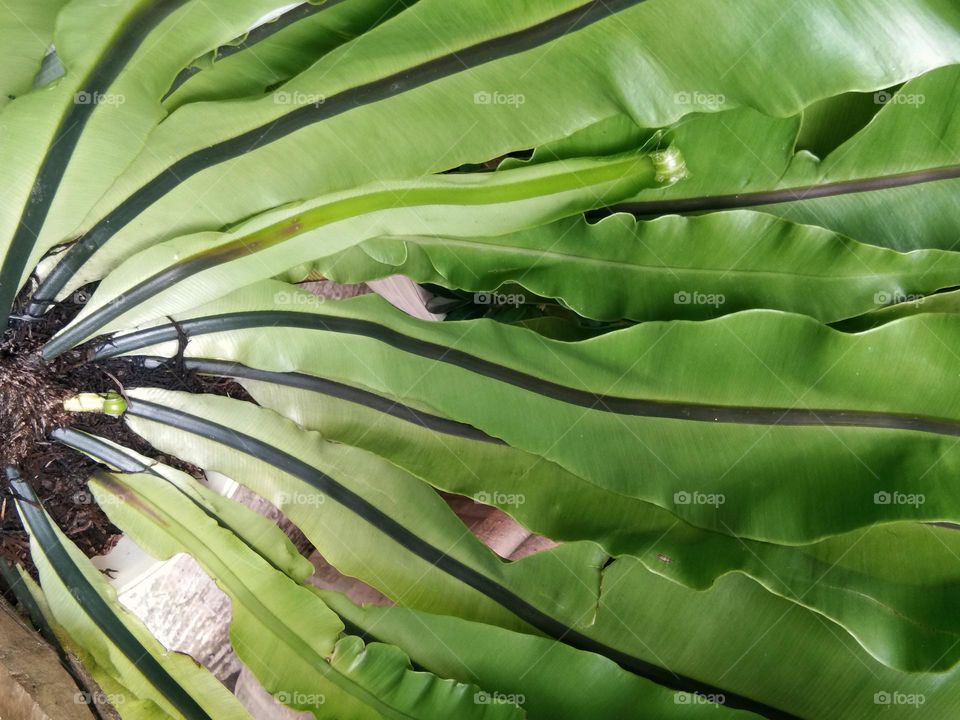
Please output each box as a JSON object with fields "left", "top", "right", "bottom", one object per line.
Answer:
{"left": 0, "top": 286, "right": 252, "bottom": 573}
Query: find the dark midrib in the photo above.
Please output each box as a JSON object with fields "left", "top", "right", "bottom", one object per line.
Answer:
{"left": 126, "top": 398, "right": 794, "bottom": 719}
{"left": 0, "top": 559, "right": 109, "bottom": 720}
{"left": 600, "top": 164, "right": 960, "bottom": 217}
{"left": 7, "top": 470, "right": 212, "bottom": 720}
{"left": 51, "top": 427, "right": 160, "bottom": 474}
{"left": 148, "top": 356, "right": 503, "bottom": 444}
{"left": 50, "top": 427, "right": 301, "bottom": 577}
{"left": 92, "top": 311, "right": 960, "bottom": 439}
{"left": 0, "top": 0, "right": 190, "bottom": 324}
{"left": 162, "top": 0, "right": 350, "bottom": 101}
{"left": 28, "top": 0, "right": 645, "bottom": 316}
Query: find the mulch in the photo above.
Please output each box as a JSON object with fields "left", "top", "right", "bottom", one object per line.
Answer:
{"left": 0, "top": 285, "right": 250, "bottom": 575}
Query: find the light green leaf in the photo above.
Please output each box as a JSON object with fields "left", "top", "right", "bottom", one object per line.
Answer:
{"left": 0, "top": 0, "right": 66, "bottom": 110}
{"left": 119, "top": 387, "right": 788, "bottom": 717}
{"left": 99, "top": 396, "right": 960, "bottom": 717}
{"left": 31, "top": 0, "right": 960, "bottom": 308}
{"left": 101, "top": 283, "right": 960, "bottom": 545}
{"left": 307, "top": 209, "right": 960, "bottom": 323}
{"left": 46, "top": 150, "right": 670, "bottom": 354}
{"left": 163, "top": 0, "right": 414, "bottom": 111}
{"left": 617, "top": 64, "right": 960, "bottom": 251}
{"left": 9, "top": 566, "right": 170, "bottom": 720}
{"left": 321, "top": 591, "right": 757, "bottom": 720}
{"left": 836, "top": 288, "right": 960, "bottom": 331}
{"left": 51, "top": 427, "right": 315, "bottom": 583}
{"left": 11, "top": 473, "right": 252, "bottom": 720}
{"left": 89, "top": 467, "right": 524, "bottom": 720}
{"left": 0, "top": 0, "right": 302, "bottom": 319}
{"left": 199, "top": 351, "right": 960, "bottom": 673}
